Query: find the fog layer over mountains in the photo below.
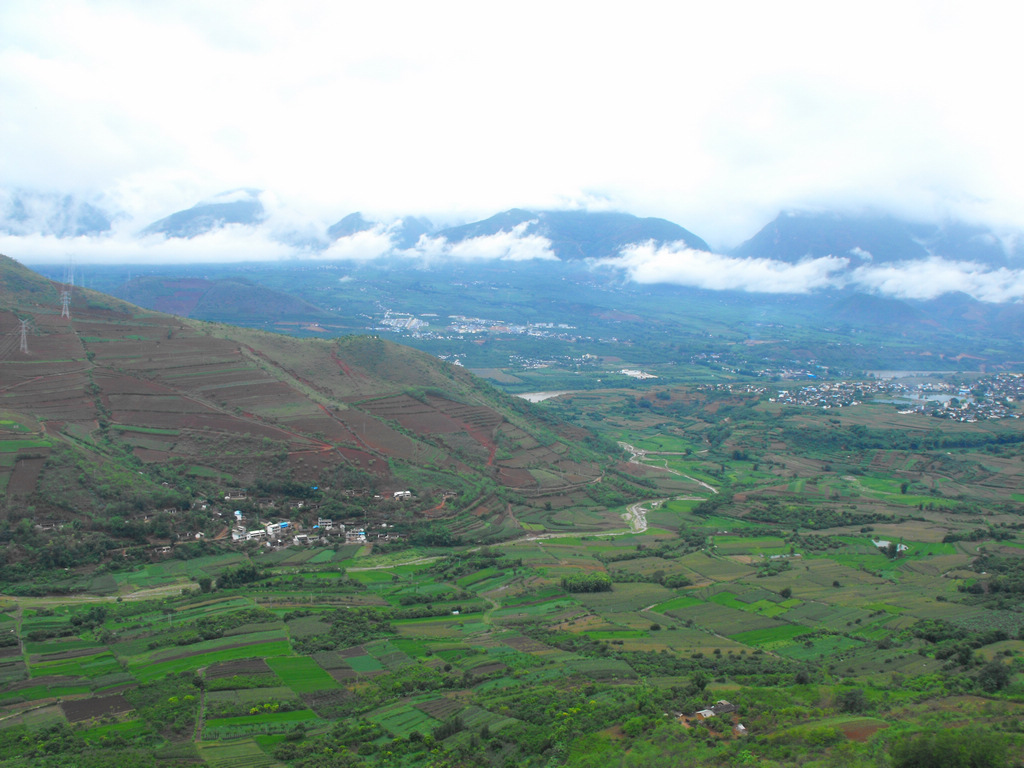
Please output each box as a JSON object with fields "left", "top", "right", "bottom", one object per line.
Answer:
{"left": 3, "top": 188, "right": 1023, "bottom": 303}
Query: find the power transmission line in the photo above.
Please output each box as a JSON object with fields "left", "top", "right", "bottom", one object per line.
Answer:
{"left": 19, "top": 318, "right": 30, "bottom": 354}
{"left": 60, "top": 257, "right": 74, "bottom": 319}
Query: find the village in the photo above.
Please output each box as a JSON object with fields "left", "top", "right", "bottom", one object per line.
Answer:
{"left": 724, "top": 372, "right": 1024, "bottom": 420}
{"left": 139, "top": 488, "right": 426, "bottom": 559}
{"left": 224, "top": 489, "right": 418, "bottom": 547}
{"left": 371, "top": 309, "right": 581, "bottom": 343}
{"left": 675, "top": 699, "right": 748, "bottom": 739}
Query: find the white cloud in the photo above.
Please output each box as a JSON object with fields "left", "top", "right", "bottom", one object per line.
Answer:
{"left": 317, "top": 226, "right": 395, "bottom": 261}
{"left": 5, "top": 215, "right": 560, "bottom": 266}
{"left": 1, "top": 2, "right": 1023, "bottom": 248}
{"left": 601, "top": 240, "right": 1024, "bottom": 303}
{"left": 604, "top": 241, "right": 847, "bottom": 294}
{"left": 4, "top": 227, "right": 293, "bottom": 265}
{"left": 850, "top": 258, "right": 1024, "bottom": 303}
{"left": 849, "top": 247, "right": 873, "bottom": 261}
{"left": 402, "top": 222, "right": 558, "bottom": 263}
{"left": 201, "top": 189, "right": 260, "bottom": 206}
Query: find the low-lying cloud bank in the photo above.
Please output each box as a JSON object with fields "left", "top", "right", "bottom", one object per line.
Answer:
{"left": 604, "top": 241, "right": 1024, "bottom": 303}
{"left": 1, "top": 227, "right": 296, "bottom": 265}
{"left": 6, "top": 225, "right": 1024, "bottom": 303}
{"left": 607, "top": 242, "right": 846, "bottom": 294}
{"left": 5, "top": 218, "right": 558, "bottom": 265}
{"left": 313, "top": 220, "right": 557, "bottom": 263}
{"left": 403, "top": 222, "right": 558, "bottom": 262}
{"left": 848, "top": 257, "right": 1024, "bottom": 303}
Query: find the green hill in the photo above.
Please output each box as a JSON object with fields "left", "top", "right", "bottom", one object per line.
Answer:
{"left": 114, "top": 275, "right": 333, "bottom": 322}
{"left": 0, "top": 254, "right": 637, "bottom": 563}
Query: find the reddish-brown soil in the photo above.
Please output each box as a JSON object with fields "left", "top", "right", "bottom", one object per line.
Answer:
{"left": 152, "top": 637, "right": 283, "bottom": 665}
{"left": 415, "top": 697, "right": 463, "bottom": 719}
{"left": 335, "top": 446, "right": 385, "bottom": 474}
{"left": 205, "top": 657, "right": 272, "bottom": 679}
{"left": 9, "top": 457, "right": 46, "bottom": 495}
{"left": 336, "top": 645, "right": 368, "bottom": 658}
{"left": 504, "top": 636, "right": 557, "bottom": 653}
{"left": 61, "top": 694, "right": 133, "bottom": 723}
{"left": 332, "top": 410, "right": 420, "bottom": 459}
{"left": 29, "top": 646, "right": 104, "bottom": 662}
{"left": 133, "top": 448, "right": 173, "bottom": 463}
{"left": 495, "top": 467, "right": 536, "bottom": 487}
{"left": 327, "top": 668, "right": 359, "bottom": 682}
{"left": 6, "top": 675, "right": 80, "bottom": 692}
{"left": 288, "top": 414, "right": 360, "bottom": 444}
{"left": 839, "top": 721, "right": 889, "bottom": 742}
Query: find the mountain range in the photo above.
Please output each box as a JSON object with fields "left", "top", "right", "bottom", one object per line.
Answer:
{"left": 139, "top": 189, "right": 266, "bottom": 238}
{"left": 0, "top": 189, "right": 113, "bottom": 238}
{"left": 731, "top": 211, "right": 1019, "bottom": 268}
{"left": 5, "top": 188, "right": 1022, "bottom": 279}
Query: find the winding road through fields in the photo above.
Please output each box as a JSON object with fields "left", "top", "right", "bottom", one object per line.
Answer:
{"left": 618, "top": 441, "right": 718, "bottom": 495}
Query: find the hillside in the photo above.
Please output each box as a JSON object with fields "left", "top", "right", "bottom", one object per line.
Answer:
{"left": 0, "top": 254, "right": 636, "bottom": 556}
{"left": 113, "top": 275, "right": 334, "bottom": 321}
{"left": 0, "top": 352, "right": 1022, "bottom": 767}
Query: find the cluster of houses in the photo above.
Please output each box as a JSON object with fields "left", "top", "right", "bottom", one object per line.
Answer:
{"left": 769, "top": 381, "right": 870, "bottom": 409}
{"left": 225, "top": 512, "right": 405, "bottom": 548}
{"left": 368, "top": 308, "right": 581, "bottom": 343}
{"left": 230, "top": 513, "right": 293, "bottom": 542}
{"left": 619, "top": 369, "right": 657, "bottom": 380}
{"left": 677, "top": 700, "right": 747, "bottom": 737}
{"left": 312, "top": 517, "right": 365, "bottom": 544}
{"left": 920, "top": 395, "right": 1019, "bottom": 422}
{"left": 136, "top": 486, "right": 419, "bottom": 558}
{"left": 702, "top": 372, "right": 1024, "bottom": 421}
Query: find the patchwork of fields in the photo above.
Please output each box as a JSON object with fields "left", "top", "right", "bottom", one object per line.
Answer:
{"left": 1, "top": 269, "right": 1023, "bottom": 767}
{"left": 1, "top": 481, "right": 1021, "bottom": 766}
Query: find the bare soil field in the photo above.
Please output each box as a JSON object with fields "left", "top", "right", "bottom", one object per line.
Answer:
{"left": 333, "top": 410, "right": 422, "bottom": 460}
{"left": 205, "top": 657, "right": 273, "bottom": 679}
{"left": 495, "top": 467, "right": 536, "bottom": 487}
{"left": 61, "top": 694, "right": 133, "bottom": 723}
{"left": 285, "top": 415, "right": 360, "bottom": 444}
{"left": 9, "top": 457, "right": 46, "bottom": 495}
{"left": 133, "top": 448, "right": 173, "bottom": 463}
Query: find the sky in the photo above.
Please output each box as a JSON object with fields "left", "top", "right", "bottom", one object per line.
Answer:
{"left": 3, "top": 1, "right": 1024, "bottom": 299}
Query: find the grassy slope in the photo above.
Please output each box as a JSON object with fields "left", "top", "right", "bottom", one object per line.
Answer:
{"left": 0, "top": 255, "right": 628, "bottom": 539}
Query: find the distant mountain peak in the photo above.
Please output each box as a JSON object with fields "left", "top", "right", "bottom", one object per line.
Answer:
{"left": 327, "top": 213, "right": 435, "bottom": 249}
{"left": 141, "top": 189, "right": 266, "bottom": 238}
{"left": 436, "top": 209, "right": 710, "bottom": 259}
{"left": 199, "top": 188, "right": 262, "bottom": 205}
{"left": 327, "top": 212, "right": 375, "bottom": 241}
{"left": 0, "top": 189, "right": 113, "bottom": 238}
{"left": 732, "top": 210, "right": 1014, "bottom": 268}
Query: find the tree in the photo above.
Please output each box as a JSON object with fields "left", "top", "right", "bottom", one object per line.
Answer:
{"left": 977, "top": 659, "right": 1011, "bottom": 693}
{"left": 691, "top": 670, "right": 708, "bottom": 692}
{"left": 779, "top": 587, "right": 793, "bottom": 599}
{"left": 837, "top": 687, "right": 868, "bottom": 713}
{"left": 561, "top": 572, "right": 612, "bottom": 593}
{"left": 890, "top": 727, "right": 1006, "bottom": 768}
